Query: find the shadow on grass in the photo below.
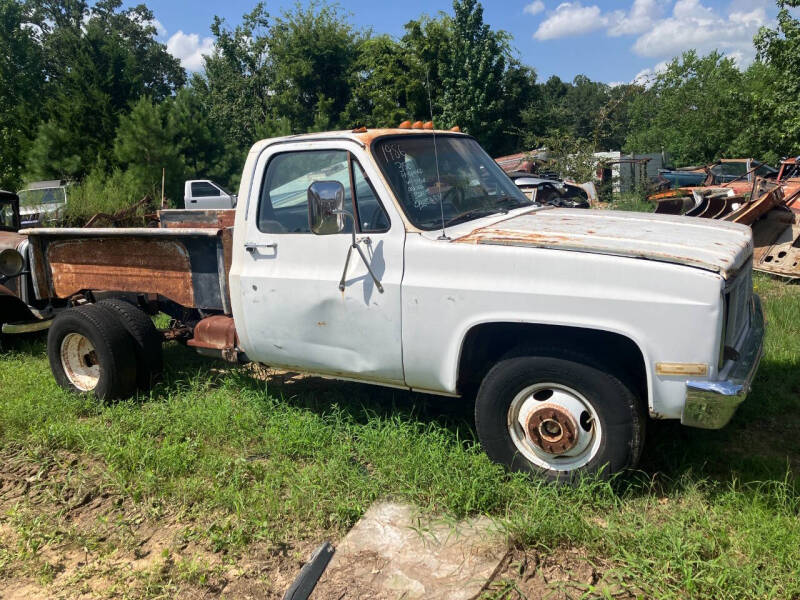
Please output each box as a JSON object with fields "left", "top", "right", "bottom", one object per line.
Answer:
{"left": 5, "top": 332, "right": 799, "bottom": 491}
{"left": 158, "top": 341, "right": 800, "bottom": 491}
{"left": 158, "top": 341, "right": 479, "bottom": 439}
{"left": 0, "top": 329, "right": 48, "bottom": 354}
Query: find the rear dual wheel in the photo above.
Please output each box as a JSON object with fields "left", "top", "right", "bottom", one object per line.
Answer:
{"left": 47, "top": 302, "right": 162, "bottom": 400}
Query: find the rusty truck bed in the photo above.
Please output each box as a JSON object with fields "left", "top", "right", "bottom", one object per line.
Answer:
{"left": 21, "top": 226, "right": 234, "bottom": 313}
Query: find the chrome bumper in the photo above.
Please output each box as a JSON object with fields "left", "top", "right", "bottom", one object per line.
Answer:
{"left": 1, "top": 318, "right": 53, "bottom": 334}
{"left": 682, "top": 295, "right": 765, "bottom": 429}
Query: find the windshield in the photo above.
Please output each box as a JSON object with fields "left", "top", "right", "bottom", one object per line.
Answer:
{"left": 373, "top": 135, "right": 532, "bottom": 230}
{"left": 18, "top": 187, "right": 67, "bottom": 207}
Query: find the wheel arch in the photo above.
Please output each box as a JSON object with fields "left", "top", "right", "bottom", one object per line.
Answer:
{"left": 455, "top": 320, "right": 651, "bottom": 410}
{"left": 0, "top": 284, "right": 38, "bottom": 324}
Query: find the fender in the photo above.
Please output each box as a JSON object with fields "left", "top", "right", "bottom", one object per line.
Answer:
{"left": 448, "top": 313, "right": 654, "bottom": 407}
{"left": 0, "top": 283, "right": 39, "bottom": 324}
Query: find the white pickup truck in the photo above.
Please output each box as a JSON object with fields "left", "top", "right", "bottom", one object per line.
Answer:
{"left": 21, "top": 127, "right": 764, "bottom": 482}
{"left": 184, "top": 179, "right": 237, "bottom": 209}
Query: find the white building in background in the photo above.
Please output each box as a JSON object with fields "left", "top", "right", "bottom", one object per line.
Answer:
{"left": 593, "top": 151, "right": 669, "bottom": 193}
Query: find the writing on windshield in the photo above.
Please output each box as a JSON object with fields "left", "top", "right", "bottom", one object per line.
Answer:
{"left": 373, "top": 135, "right": 531, "bottom": 231}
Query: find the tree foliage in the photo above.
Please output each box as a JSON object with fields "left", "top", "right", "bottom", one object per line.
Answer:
{"left": 21, "top": 0, "right": 184, "bottom": 182}
{"left": 7, "top": 0, "right": 800, "bottom": 217}
{"left": 624, "top": 51, "right": 747, "bottom": 166}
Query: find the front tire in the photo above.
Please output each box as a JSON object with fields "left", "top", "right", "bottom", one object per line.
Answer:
{"left": 475, "top": 350, "right": 645, "bottom": 483}
{"left": 47, "top": 305, "right": 138, "bottom": 400}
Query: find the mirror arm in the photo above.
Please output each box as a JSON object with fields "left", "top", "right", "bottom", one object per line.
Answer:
{"left": 333, "top": 210, "right": 384, "bottom": 294}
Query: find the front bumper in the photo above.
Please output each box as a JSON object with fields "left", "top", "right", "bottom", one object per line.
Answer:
{"left": 681, "top": 295, "right": 765, "bottom": 429}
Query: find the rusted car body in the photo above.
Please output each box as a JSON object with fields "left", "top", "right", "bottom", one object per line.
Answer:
{"left": 648, "top": 166, "right": 800, "bottom": 279}
{"left": 26, "top": 223, "right": 234, "bottom": 314}
{"left": 0, "top": 190, "right": 60, "bottom": 335}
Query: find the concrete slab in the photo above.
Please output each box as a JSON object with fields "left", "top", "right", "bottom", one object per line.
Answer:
{"left": 312, "top": 502, "right": 508, "bottom": 600}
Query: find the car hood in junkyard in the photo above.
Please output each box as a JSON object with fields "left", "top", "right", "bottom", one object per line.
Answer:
{"left": 454, "top": 208, "right": 753, "bottom": 279}
{"left": 0, "top": 231, "right": 27, "bottom": 252}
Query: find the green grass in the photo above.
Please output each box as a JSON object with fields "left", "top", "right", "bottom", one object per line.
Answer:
{"left": 609, "top": 192, "right": 655, "bottom": 213}
{"left": 1, "top": 274, "right": 800, "bottom": 598}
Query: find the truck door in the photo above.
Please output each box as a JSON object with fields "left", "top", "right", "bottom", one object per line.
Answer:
{"left": 188, "top": 181, "right": 232, "bottom": 209}
{"left": 233, "top": 142, "right": 405, "bottom": 384}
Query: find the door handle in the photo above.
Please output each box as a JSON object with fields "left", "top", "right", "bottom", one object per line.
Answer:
{"left": 245, "top": 242, "right": 278, "bottom": 253}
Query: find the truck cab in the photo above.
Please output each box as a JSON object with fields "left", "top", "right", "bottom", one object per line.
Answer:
{"left": 184, "top": 180, "right": 237, "bottom": 209}
{"left": 17, "top": 180, "right": 69, "bottom": 227}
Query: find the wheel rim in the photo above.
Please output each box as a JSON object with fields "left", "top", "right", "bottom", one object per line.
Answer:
{"left": 507, "top": 382, "right": 602, "bottom": 472}
{"left": 60, "top": 333, "right": 100, "bottom": 391}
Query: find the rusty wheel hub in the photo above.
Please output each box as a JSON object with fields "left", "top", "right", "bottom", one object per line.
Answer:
{"left": 508, "top": 382, "right": 601, "bottom": 471}
{"left": 525, "top": 404, "right": 579, "bottom": 454}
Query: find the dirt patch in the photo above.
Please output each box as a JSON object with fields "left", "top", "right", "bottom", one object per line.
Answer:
{"left": 0, "top": 448, "right": 307, "bottom": 600}
{"left": 1, "top": 449, "right": 628, "bottom": 600}
{"left": 480, "top": 547, "right": 635, "bottom": 600}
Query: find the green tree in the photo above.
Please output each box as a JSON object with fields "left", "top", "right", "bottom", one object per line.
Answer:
{"left": 114, "top": 96, "right": 183, "bottom": 203}
{"left": 438, "top": 0, "right": 510, "bottom": 154}
{"left": 199, "top": 4, "right": 272, "bottom": 149}
{"left": 744, "top": 0, "right": 800, "bottom": 162}
{"left": 520, "top": 75, "right": 639, "bottom": 154}
{"left": 342, "top": 35, "right": 428, "bottom": 128}
{"left": 401, "top": 12, "right": 454, "bottom": 119}
{"left": 167, "top": 87, "right": 231, "bottom": 184}
{"left": 401, "top": 1, "right": 535, "bottom": 155}
{"left": 267, "top": 2, "right": 362, "bottom": 132}
{"left": 0, "top": 0, "right": 45, "bottom": 189}
{"left": 24, "top": 0, "right": 184, "bottom": 181}
{"left": 624, "top": 51, "right": 748, "bottom": 165}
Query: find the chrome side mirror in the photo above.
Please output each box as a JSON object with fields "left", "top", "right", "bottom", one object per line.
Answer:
{"left": 308, "top": 181, "right": 346, "bottom": 235}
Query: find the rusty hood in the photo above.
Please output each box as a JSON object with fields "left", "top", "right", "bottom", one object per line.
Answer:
{"left": 455, "top": 208, "right": 753, "bottom": 279}
{"left": 0, "top": 231, "right": 27, "bottom": 252}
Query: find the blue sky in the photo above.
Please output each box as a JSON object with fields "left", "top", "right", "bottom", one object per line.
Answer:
{"left": 124, "top": 0, "right": 779, "bottom": 84}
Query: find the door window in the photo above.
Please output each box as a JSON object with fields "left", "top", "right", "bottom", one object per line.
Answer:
{"left": 258, "top": 150, "right": 390, "bottom": 235}
{"left": 259, "top": 150, "right": 351, "bottom": 234}
{"left": 191, "top": 181, "right": 221, "bottom": 197}
{"left": 352, "top": 160, "right": 390, "bottom": 233}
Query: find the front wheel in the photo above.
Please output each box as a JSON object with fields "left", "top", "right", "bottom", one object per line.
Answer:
{"left": 474, "top": 351, "right": 645, "bottom": 483}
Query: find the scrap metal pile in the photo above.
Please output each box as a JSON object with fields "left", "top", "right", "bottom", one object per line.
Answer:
{"left": 649, "top": 157, "right": 800, "bottom": 280}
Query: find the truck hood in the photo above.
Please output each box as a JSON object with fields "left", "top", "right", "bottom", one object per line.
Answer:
{"left": 0, "top": 230, "right": 27, "bottom": 252}
{"left": 454, "top": 208, "right": 753, "bottom": 279}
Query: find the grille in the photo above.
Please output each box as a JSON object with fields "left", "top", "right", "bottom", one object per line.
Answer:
{"left": 724, "top": 259, "right": 753, "bottom": 351}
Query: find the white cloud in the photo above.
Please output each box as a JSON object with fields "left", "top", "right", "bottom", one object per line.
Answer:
{"left": 150, "top": 18, "right": 167, "bottom": 38}
{"left": 533, "top": 3, "right": 608, "bottom": 41}
{"left": 608, "top": 0, "right": 663, "bottom": 37}
{"left": 631, "top": 1, "right": 768, "bottom": 66}
{"left": 524, "top": 1, "right": 545, "bottom": 16}
{"left": 166, "top": 31, "right": 215, "bottom": 72}
{"left": 633, "top": 60, "right": 669, "bottom": 87}
{"left": 532, "top": 0, "right": 773, "bottom": 71}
